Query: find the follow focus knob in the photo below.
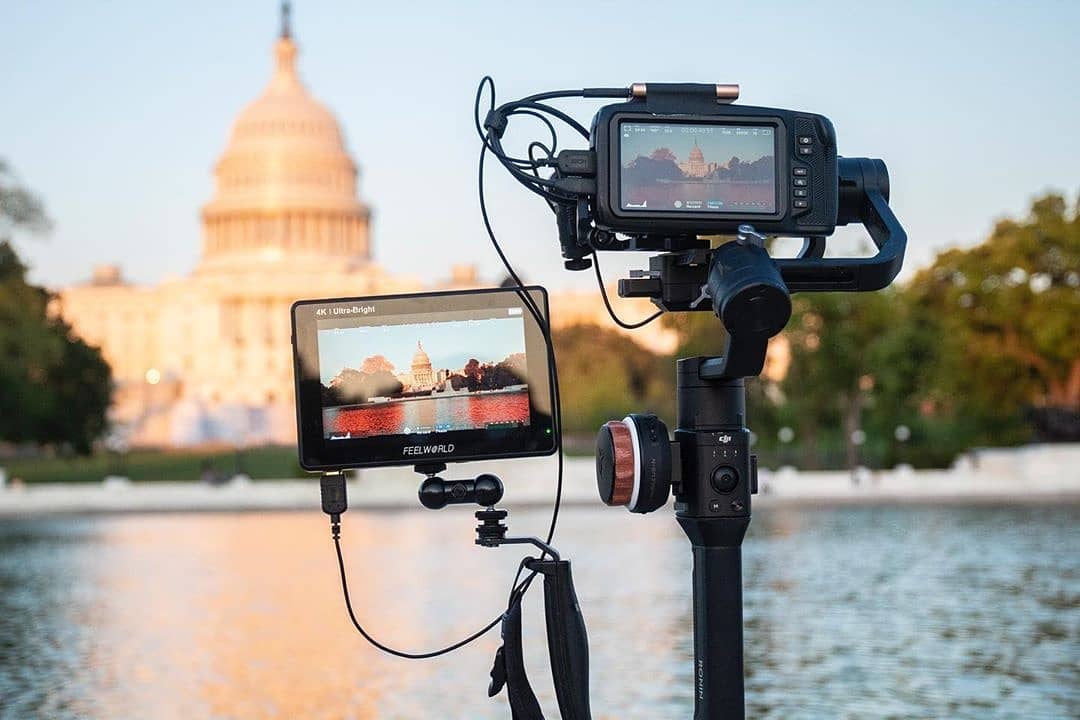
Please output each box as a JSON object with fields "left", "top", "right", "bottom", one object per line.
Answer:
{"left": 595, "top": 414, "right": 672, "bottom": 514}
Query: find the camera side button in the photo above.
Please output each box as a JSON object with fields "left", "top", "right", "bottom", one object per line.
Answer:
{"left": 797, "top": 135, "right": 813, "bottom": 145}
{"left": 792, "top": 167, "right": 809, "bottom": 177}
{"left": 793, "top": 199, "right": 809, "bottom": 209}
{"left": 793, "top": 177, "right": 809, "bottom": 187}
{"left": 798, "top": 145, "right": 813, "bottom": 156}
{"left": 793, "top": 188, "right": 809, "bottom": 198}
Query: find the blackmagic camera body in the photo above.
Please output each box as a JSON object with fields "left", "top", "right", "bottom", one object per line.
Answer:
{"left": 589, "top": 86, "right": 838, "bottom": 238}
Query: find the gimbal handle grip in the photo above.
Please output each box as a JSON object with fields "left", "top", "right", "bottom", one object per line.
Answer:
{"left": 777, "top": 157, "right": 906, "bottom": 292}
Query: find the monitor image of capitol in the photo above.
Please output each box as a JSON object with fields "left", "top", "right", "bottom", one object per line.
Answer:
{"left": 50, "top": 10, "right": 680, "bottom": 448}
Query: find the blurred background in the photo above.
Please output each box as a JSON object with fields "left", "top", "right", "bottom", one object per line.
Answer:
{"left": 1, "top": 1, "right": 1077, "bottom": 718}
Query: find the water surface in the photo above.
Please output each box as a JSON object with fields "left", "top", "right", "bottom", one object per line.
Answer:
{"left": 0, "top": 504, "right": 1076, "bottom": 719}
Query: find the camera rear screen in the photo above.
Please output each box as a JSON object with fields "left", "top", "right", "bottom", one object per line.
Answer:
{"left": 318, "top": 314, "right": 530, "bottom": 439}
{"left": 619, "top": 121, "right": 777, "bottom": 214}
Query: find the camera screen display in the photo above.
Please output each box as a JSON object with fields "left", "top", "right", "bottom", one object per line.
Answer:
{"left": 619, "top": 121, "right": 777, "bottom": 214}
{"left": 292, "top": 287, "right": 555, "bottom": 470}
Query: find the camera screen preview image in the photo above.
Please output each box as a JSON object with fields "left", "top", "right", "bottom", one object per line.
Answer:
{"left": 619, "top": 121, "right": 777, "bottom": 214}
{"left": 316, "top": 309, "right": 532, "bottom": 441}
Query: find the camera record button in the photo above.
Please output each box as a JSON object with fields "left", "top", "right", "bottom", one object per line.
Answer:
{"left": 798, "top": 135, "right": 813, "bottom": 145}
{"left": 792, "top": 166, "right": 809, "bottom": 177}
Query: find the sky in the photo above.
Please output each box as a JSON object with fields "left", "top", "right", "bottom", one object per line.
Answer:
{"left": 317, "top": 317, "right": 526, "bottom": 385}
{"left": 2, "top": 1, "right": 1078, "bottom": 293}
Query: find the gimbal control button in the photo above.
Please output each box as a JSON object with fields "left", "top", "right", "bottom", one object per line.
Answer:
{"left": 710, "top": 465, "right": 739, "bottom": 494}
{"left": 792, "top": 166, "right": 809, "bottom": 177}
{"left": 709, "top": 499, "right": 723, "bottom": 513}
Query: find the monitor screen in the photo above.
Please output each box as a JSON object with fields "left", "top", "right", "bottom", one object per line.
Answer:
{"left": 317, "top": 314, "right": 531, "bottom": 440}
{"left": 292, "top": 287, "right": 555, "bottom": 470}
{"left": 619, "top": 121, "right": 778, "bottom": 214}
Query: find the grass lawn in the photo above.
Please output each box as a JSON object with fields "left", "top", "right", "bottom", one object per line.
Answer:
{"left": 1, "top": 445, "right": 305, "bottom": 484}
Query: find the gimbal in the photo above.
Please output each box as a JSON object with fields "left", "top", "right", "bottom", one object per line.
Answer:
{"left": 479, "top": 80, "right": 908, "bottom": 719}
{"left": 317, "top": 79, "right": 908, "bottom": 720}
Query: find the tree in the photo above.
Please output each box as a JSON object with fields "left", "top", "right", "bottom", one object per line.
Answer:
{"left": 552, "top": 324, "right": 674, "bottom": 434}
{"left": 908, "top": 192, "right": 1080, "bottom": 445}
{"left": 360, "top": 354, "right": 395, "bottom": 375}
{"left": 0, "top": 161, "right": 111, "bottom": 454}
{"left": 464, "top": 358, "right": 482, "bottom": 392}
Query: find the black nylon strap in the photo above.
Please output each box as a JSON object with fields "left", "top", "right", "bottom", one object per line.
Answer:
{"left": 492, "top": 596, "right": 545, "bottom": 720}
{"left": 490, "top": 560, "right": 593, "bottom": 720}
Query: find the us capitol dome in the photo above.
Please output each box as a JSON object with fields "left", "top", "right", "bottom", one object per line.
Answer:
{"left": 51, "top": 4, "right": 681, "bottom": 448}
{"left": 53, "top": 6, "right": 475, "bottom": 446}
{"left": 200, "top": 15, "right": 370, "bottom": 272}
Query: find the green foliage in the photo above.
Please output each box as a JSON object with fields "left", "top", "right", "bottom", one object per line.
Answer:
{"left": 908, "top": 192, "right": 1080, "bottom": 447}
{"left": 552, "top": 324, "right": 674, "bottom": 434}
{"left": 0, "top": 159, "right": 51, "bottom": 235}
{"left": 659, "top": 191, "right": 1079, "bottom": 468}
{"left": 0, "top": 242, "right": 112, "bottom": 454}
{"left": 3, "top": 445, "right": 302, "bottom": 484}
{"left": 0, "top": 161, "right": 112, "bottom": 455}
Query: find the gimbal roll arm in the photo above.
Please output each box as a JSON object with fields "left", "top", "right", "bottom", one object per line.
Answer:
{"left": 778, "top": 157, "right": 906, "bottom": 291}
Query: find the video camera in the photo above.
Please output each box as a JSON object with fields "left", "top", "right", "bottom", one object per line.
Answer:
{"left": 297, "top": 78, "right": 907, "bottom": 720}
{"left": 482, "top": 80, "right": 904, "bottom": 379}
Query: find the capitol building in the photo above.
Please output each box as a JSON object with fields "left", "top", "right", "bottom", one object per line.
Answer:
{"left": 53, "top": 15, "right": 445, "bottom": 446}
{"left": 51, "top": 10, "right": 681, "bottom": 448}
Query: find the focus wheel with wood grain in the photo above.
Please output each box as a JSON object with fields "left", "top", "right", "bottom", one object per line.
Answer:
{"left": 595, "top": 413, "right": 672, "bottom": 514}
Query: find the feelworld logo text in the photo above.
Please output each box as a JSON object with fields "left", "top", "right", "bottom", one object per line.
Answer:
{"left": 403, "top": 444, "right": 456, "bottom": 456}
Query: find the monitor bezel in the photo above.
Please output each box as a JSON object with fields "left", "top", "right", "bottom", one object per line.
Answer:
{"left": 292, "top": 286, "right": 556, "bottom": 471}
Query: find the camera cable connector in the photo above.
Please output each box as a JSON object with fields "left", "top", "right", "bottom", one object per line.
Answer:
{"left": 321, "top": 470, "right": 507, "bottom": 660}
{"left": 320, "top": 470, "right": 347, "bottom": 539}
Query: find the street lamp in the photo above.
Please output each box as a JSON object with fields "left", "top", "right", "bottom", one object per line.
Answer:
{"left": 894, "top": 424, "right": 911, "bottom": 468}
{"left": 778, "top": 426, "right": 795, "bottom": 468}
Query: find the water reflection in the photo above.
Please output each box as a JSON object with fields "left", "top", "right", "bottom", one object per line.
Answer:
{"left": 325, "top": 393, "right": 530, "bottom": 437}
{"left": 0, "top": 505, "right": 1076, "bottom": 718}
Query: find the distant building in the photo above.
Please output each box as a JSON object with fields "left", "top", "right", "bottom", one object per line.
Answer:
{"left": 410, "top": 342, "right": 435, "bottom": 390}
{"left": 52, "top": 12, "right": 439, "bottom": 446}
{"left": 680, "top": 140, "right": 708, "bottom": 178}
{"left": 50, "top": 7, "right": 778, "bottom": 448}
